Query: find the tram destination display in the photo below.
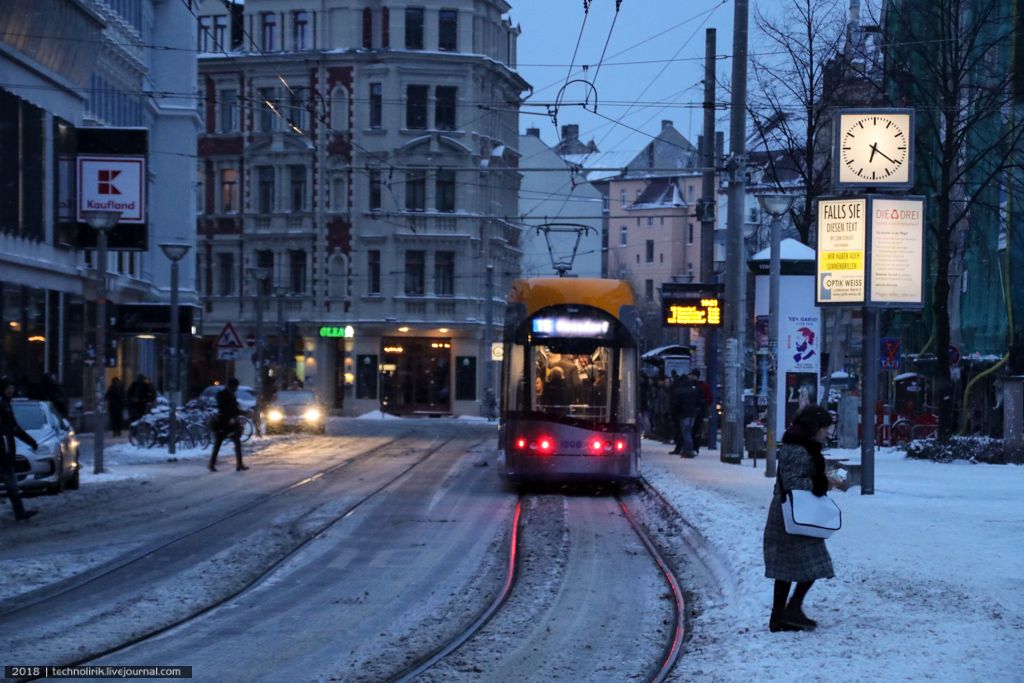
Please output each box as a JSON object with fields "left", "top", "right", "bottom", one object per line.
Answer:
{"left": 662, "top": 297, "right": 723, "bottom": 327}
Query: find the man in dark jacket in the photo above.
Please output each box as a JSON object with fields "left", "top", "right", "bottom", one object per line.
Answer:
{"left": 0, "top": 377, "right": 39, "bottom": 521}
{"left": 670, "top": 373, "right": 703, "bottom": 457}
{"left": 126, "top": 374, "right": 155, "bottom": 422}
{"left": 208, "top": 378, "right": 248, "bottom": 472}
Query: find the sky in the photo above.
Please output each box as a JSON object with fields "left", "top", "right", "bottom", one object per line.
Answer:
{"left": 510, "top": 0, "right": 738, "bottom": 154}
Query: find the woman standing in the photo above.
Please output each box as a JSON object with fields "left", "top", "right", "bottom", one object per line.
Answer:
{"left": 105, "top": 378, "right": 125, "bottom": 437}
{"left": 763, "top": 404, "right": 835, "bottom": 632}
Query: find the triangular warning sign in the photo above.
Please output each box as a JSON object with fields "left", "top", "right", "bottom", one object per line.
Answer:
{"left": 215, "top": 322, "right": 244, "bottom": 349}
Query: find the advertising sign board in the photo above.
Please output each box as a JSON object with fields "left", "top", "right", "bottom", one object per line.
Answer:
{"left": 869, "top": 197, "right": 925, "bottom": 305}
{"left": 816, "top": 198, "right": 867, "bottom": 304}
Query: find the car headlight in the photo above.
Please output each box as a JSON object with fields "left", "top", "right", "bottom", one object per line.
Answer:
{"left": 266, "top": 409, "right": 284, "bottom": 423}
{"left": 303, "top": 407, "right": 322, "bottom": 422}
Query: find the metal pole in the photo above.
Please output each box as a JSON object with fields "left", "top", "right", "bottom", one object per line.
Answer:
{"left": 766, "top": 212, "right": 781, "bottom": 477}
{"left": 701, "top": 28, "right": 718, "bottom": 450}
{"left": 94, "top": 229, "right": 108, "bottom": 474}
{"left": 724, "top": 0, "right": 749, "bottom": 463}
{"left": 254, "top": 276, "right": 264, "bottom": 383}
{"left": 277, "top": 293, "right": 285, "bottom": 386}
{"left": 861, "top": 307, "right": 878, "bottom": 494}
{"left": 168, "top": 259, "right": 179, "bottom": 455}
{"left": 483, "top": 264, "right": 494, "bottom": 415}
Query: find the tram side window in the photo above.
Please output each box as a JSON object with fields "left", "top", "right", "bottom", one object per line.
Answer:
{"left": 617, "top": 347, "right": 637, "bottom": 424}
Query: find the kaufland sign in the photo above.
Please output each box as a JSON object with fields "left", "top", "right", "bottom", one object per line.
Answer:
{"left": 77, "top": 156, "right": 146, "bottom": 223}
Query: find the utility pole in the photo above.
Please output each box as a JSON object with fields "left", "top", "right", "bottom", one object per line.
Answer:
{"left": 700, "top": 27, "right": 718, "bottom": 449}
{"left": 483, "top": 263, "right": 495, "bottom": 417}
{"left": 723, "top": 0, "right": 750, "bottom": 463}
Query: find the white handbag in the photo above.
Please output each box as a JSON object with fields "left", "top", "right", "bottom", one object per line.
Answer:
{"left": 781, "top": 489, "right": 842, "bottom": 539}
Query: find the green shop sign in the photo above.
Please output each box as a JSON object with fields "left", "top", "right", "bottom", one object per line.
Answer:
{"left": 319, "top": 325, "right": 354, "bottom": 338}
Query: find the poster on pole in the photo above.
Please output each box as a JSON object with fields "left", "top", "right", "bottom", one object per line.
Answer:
{"left": 869, "top": 197, "right": 925, "bottom": 306}
{"left": 816, "top": 198, "right": 867, "bottom": 304}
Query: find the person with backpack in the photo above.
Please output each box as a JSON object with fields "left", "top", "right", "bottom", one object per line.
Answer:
{"left": 208, "top": 378, "right": 248, "bottom": 472}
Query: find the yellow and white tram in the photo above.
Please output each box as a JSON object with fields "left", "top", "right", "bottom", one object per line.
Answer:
{"left": 499, "top": 278, "right": 640, "bottom": 482}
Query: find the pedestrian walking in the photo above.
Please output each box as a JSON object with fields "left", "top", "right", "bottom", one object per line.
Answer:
{"left": 669, "top": 372, "right": 703, "bottom": 457}
{"left": 763, "top": 404, "right": 835, "bottom": 632}
{"left": 105, "top": 378, "right": 126, "bottom": 437}
{"left": 0, "top": 377, "right": 39, "bottom": 521}
{"left": 208, "top": 378, "right": 248, "bottom": 472}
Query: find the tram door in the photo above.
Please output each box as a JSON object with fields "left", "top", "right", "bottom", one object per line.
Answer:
{"left": 379, "top": 338, "right": 452, "bottom": 414}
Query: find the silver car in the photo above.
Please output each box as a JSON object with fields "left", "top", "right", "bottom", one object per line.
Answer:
{"left": 262, "top": 390, "right": 326, "bottom": 434}
{"left": 11, "top": 399, "right": 81, "bottom": 493}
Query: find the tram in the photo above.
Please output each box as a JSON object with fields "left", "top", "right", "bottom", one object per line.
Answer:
{"left": 499, "top": 278, "right": 640, "bottom": 482}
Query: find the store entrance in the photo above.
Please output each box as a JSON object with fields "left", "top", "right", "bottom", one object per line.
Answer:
{"left": 379, "top": 338, "right": 451, "bottom": 414}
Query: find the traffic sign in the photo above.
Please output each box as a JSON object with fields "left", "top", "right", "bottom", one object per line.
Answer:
{"left": 218, "top": 347, "right": 252, "bottom": 361}
{"left": 215, "top": 322, "right": 243, "bottom": 349}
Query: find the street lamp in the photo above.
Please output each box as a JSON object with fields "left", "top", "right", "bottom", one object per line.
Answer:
{"left": 159, "top": 243, "right": 191, "bottom": 455}
{"left": 82, "top": 209, "right": 121, "bottom": 474}
{"left": 757, "top": 193, "right": 796, "bottom": 478}
{"left": 274, "top": 285, "right": 288, "bottom": 387}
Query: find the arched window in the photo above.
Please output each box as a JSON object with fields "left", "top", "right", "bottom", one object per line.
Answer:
{"left": 328, "top": 253, "right": 348, "bottom": 300}
{"left": 330, "top": 86, "right": 348, "bottom": 132}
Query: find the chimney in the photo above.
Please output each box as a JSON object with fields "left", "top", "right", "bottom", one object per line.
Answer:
{"left": 561, "top": 124, "right": 579, "bottom": 141}
{"left": 662, "top": 120, "right": 673, "bottom": 130}
{"left": 525, "top": 127, "right": 541, "bottom": 137}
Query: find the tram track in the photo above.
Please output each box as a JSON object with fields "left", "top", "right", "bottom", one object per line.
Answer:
{"left": 5, "top": 433, "right": 465, "bottom": 680}
{"left": 391, "top": 481, "right": 688, "bottom": 683}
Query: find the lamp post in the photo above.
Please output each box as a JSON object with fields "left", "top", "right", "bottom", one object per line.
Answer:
{"left": 159, "top": 243, "right": 191, "bottom": 455}
{"left": 757, "top": 193, "right": 795, "bottom": 478}
{"left": 82, "top": 209, "right": 121, "bottom": 474}
{"left": 274, "top": 285, "right": 288, "bottom": 387}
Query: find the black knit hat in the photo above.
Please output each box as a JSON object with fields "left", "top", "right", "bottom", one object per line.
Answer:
{"left": 789, "top": 404, "right": 833, "bottom": 440}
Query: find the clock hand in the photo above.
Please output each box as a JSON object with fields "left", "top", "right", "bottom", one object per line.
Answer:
{"left": 873, "top": 146, "right": 898, "bottom": 164}
{"left": 869, "top": 143, "right": 878, "bottom": 163}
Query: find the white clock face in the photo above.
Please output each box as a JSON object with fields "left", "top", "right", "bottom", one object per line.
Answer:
{"left": 837, "top": 113, "right": 911, "bottom": 185}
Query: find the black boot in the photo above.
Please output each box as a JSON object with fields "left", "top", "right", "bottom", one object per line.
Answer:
{"left": 784, "top": 604, "right": 817, "bottom": 629}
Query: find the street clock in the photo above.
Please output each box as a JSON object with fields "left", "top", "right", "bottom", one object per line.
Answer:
{"left": 833, "top": 109, "right": 915, "bottom": 189}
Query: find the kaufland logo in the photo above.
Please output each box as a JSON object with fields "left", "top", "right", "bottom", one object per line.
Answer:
{"left": 77, "top": 156, "right": 145, "bottom": 222}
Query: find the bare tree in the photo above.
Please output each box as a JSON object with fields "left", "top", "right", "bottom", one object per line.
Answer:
{"left": 880, "top": 0, "right": 1024, "bottom": 437}
{"left": 748, "top": 0, "right": 849, "bottom": 244}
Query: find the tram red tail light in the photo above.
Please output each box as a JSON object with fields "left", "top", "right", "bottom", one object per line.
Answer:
{"left": 515, "top": 438, "right": 527, "bottom": 450}
{"left": 614, "top": 439, "right": 627, "bottom": 451}
{"left": 538, "top": 437, "right": 554, "bottom": 453}
{"left": 590, "top": 439, "right": 607, "bottom": 454}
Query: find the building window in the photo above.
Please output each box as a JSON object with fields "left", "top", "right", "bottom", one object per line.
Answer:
{"left": 405, "top": 7, "right": 424, "bottom": 49}
{"left": 435, "top": 86, "right": 457, "bottom": 130}
{"left": 216, "top": 252, "right": 234, "bottom": 295}
{"left": 198, "top": 16, "right": 211, "bottom": 52}
{"left": 619, "top": 189, "right": 627, "bottom": 206}
{"left": 213, "top": 15, "right": 227, "bottom": 50}
{"left": 329, "top": 86, "right": 347, "bottom": 132}
{"left": 288, "top": 88, "right": 308, "bottom": 131}
{"left": 362, "top": 8, "right": 372, "bottom": 48}
{"left": 289, "top": 165, "right": 305, "bottom": 212}
{"left": 439, "top": 9, "right": 457, "bottom": 51}
{"left": 660, "top": 216, "right": 664, "bottom": 225}
{"left": 369, "top": 168, "right": 382, "bottom": 210}
{"left": 660, "top": 253, "right": 664, "bottom": 263}
{"left": 382, "top": 7, "right": 390, "bottom": 47}
{"left": 619, "top": 226, "right": 628, "bottom": 246}
{"left": 435, "top": 250, "right": 455, "bottom": 296}
{"left": 258, "top": 166, "right": 274, "bottom": 213}
{"left": 331, "top": 174, "right": 347, "bottom": 212}
{"left": 218, "top": 89, "right": 238, "bottom": 132}
{"left": 406, "top": 85, "right": 428, "bottom": 129}
{"left": 369, "top": 83, "right": 382, "bottom": 128}
{"left": 368, "top": 249, "right": 381, "bottom": 294}
{"left": 436, "top": 169, "right": 455, "bottom": 212}
{"left": 260, "top": 12, "right": 276, "bottom": 51}
{"left": 405, "top": 250, "right": 425, "bottom": 295}
{"left": 645, "top": 239, "right": 654, "bottom": 263}
{"left": 289, "top": 249, "right": 306, "bottom": 293}
{"left": 688, "top": 223, "right": 694, "bottom": 244}
{"left": 293, "top": 10, "right": 309, "bottom": 50}
{"left": 647, "top": 216, "right": 653, "bottom": 226}
{"left": 220, "top": 168, "right": 238, "bottom": 212}
{"left": 255, "top": 250, "right": 274, "bottom": 294}
{"left": 645, "top": 279, "right": 654, "bottom": 302}
{"left": 406, "top": 169, "right": 426, "bottom": 211}
{"left": 636, "top": 217, "right": 640, "bottom": 226}
{"left": 258, "top": 87, "right": 277, "bottom": 131}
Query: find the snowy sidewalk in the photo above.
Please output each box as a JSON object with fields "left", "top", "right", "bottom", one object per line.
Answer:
{"left": 641, "top": 438, "right": 1024, "bottom": 682}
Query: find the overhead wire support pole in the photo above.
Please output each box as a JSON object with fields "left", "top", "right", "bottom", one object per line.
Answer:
{"left": 700, "top": 27, "right": 718, "bottom": 450}
{"left": 723, "top": 0, "right": 749, "bottom": 464}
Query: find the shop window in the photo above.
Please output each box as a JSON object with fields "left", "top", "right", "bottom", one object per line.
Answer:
{"left": 356, "top": 354, "right": 378, "bottom": 399}
{"left": 455, "top": 356, "right": 476, "bottom": 401}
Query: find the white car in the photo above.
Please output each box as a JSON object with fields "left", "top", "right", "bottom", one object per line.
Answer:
{"left": 11, "top": 399, "right": 81, "bottom": 493}
{"left": 200, "top": 384, "right": 257, "bottom": 412}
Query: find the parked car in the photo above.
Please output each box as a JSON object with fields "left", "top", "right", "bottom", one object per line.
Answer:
{"left": 261, "top": 390, "right": 326, "bottom": 434}
{"left": 11, "top": 399, "right": 80, "bottom": 493}
{"left": 200, "top": 384, "right": 257, "bottom": 412}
